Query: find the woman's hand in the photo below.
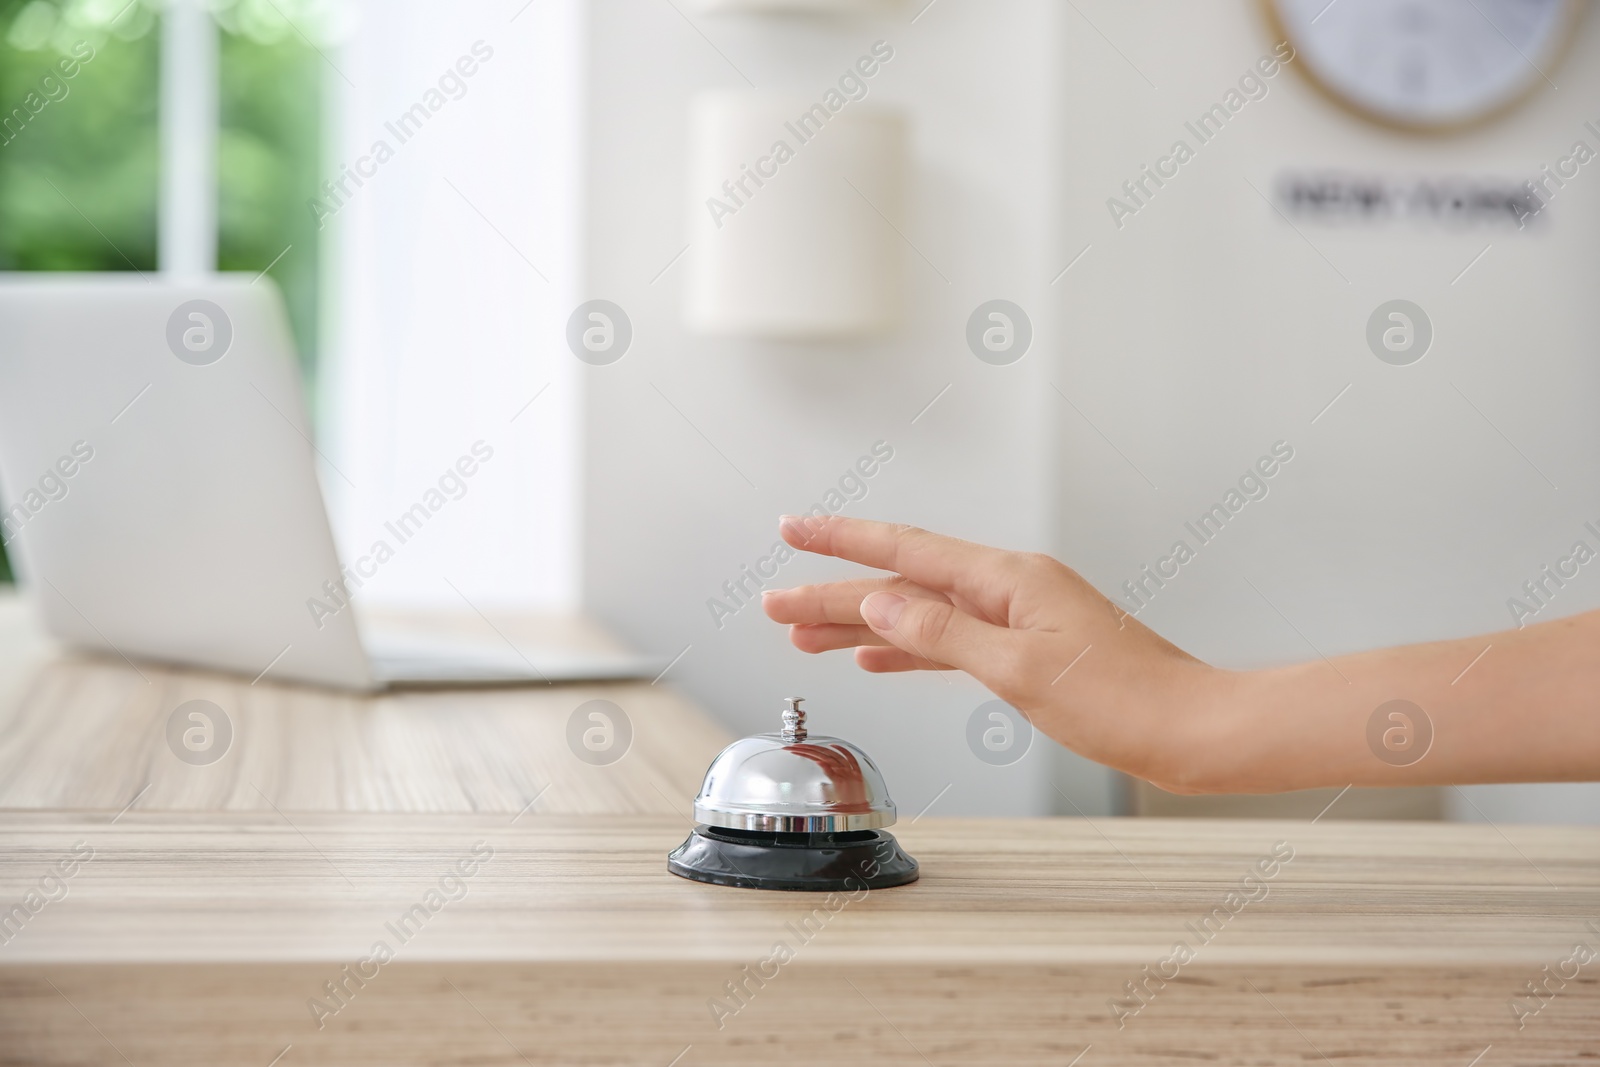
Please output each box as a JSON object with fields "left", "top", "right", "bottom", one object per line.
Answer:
{"left": 760, "top": 514, "right": 1239, "bottom": 793}
{"left": 763, "top": 515, "right": 1600, "bottom": 795}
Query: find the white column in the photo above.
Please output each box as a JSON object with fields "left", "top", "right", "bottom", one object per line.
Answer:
{"left": 159, "top": 0, "right": 218, "bottom": 275}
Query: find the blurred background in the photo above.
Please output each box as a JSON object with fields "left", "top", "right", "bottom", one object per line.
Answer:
{"left": 0, "top": 0, "right": 322, "bottom": 374}
{"left": 3, "top": 0, "right": 1597, "bottom": 824}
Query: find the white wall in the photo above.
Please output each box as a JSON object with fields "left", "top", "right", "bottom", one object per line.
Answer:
{"left": 1053, "top": 1, "right": 1600, "bottom": 823}
{"left": 582, "top": 0, "right": 1104, "bottom": 817}
{"left": 582, "top": 0, "right": 1600, "bottom": 822}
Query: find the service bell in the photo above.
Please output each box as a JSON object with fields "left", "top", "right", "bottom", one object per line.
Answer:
{"left": 667, "top": 697, "right": 919, "bottom": 891}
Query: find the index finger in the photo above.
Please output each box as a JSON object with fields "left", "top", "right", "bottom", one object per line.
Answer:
{"left": 778, "top": 514, "right": 1025, "bottom": 610}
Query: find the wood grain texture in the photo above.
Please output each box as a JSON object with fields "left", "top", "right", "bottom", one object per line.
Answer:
{"left": 2, "top": 813, "right": 1595, "bottom": 964}
{"left": 0, "top": 593, "right": 730, "bottom": 815}
{"left": 1, "top": 814, "right": 1596, "bottom": 1064}
{"left": 6, "top": 963, "right": 1593, "bottom": 1067}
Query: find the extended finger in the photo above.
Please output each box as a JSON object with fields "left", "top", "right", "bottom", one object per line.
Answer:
{"left": 788, "top": 623, "right": 892, "bottom": 653}
{"left": 854, "top": 645, "right": 954, "bottom": 672}
{"left": 779, "top": 514, "right": 1027, "bottom": 612}
{"left": 763, "top": 576, "right": 944, "bottom": 625}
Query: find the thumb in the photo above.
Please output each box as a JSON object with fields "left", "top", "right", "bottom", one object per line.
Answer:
{"left": 861, "top": 591, "right": 1014, "bottom": 678}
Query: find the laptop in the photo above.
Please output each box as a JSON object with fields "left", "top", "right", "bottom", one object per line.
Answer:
{"left": 0, "top": 274, "right": 661, "bottom": 690}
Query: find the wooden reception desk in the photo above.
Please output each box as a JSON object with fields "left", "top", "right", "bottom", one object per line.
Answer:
{"left": 0, "top": 594, "right": 1595, "bottom": 1065}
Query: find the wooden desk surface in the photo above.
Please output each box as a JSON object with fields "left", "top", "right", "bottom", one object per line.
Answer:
{"left": 2, "top": 812, "right": 1594, "bottom": 965}
{"left": 0, "top": 591, "right": 731, "bottom": 815}
{"left": 1, "top": 592, "right": 1597, "bottom": 1064}
{"left": 1, "top": 813, "right": 1596, "bottom": 1065}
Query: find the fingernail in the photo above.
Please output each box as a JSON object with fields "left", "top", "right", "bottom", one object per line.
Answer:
{"left": 781, "top": 513, "right": 821, "bottom": 545}
{"left": 862, "top": 592, "right": 907, "bottom": 630}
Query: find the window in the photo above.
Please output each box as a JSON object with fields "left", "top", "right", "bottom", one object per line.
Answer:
{"left": 216, "top": 2, "right": 326, "bottom": 376}
{"left": 1, "top": 0, "right": 582, "bottom": 608}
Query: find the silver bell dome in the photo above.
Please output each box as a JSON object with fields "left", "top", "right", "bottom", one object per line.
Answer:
{"left": 691, "top": 698, "right": 897, "bottom": 833}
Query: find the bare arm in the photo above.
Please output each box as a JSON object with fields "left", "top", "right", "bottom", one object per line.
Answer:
{"left": 761, "top": 514, "right": 1600, "bottom": 795}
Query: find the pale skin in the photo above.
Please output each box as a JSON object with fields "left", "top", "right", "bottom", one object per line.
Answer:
{"left": 761, "top": 514, "right": 1600, "bottom": 795}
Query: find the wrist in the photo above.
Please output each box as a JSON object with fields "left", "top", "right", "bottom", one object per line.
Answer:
{"left": 1138, "top": 663, "right": 1266, "bottom": 796}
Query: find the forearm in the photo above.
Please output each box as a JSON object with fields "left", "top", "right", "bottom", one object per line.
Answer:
{"left": 1185, "top": 611, "right": 1600, "bottom": 794}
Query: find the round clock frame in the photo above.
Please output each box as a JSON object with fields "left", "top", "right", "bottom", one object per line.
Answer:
{"left": 1260, "top": 0, "right": 1586, "bottom": 133}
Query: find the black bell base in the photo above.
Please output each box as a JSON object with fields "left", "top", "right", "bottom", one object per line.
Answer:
{"left": 667, "top": 825, "right": 919, "bottom": 892}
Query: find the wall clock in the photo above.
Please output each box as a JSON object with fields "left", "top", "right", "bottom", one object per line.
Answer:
{"left": 1264, "top": 0, "right": 1584, "bottom": 131}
